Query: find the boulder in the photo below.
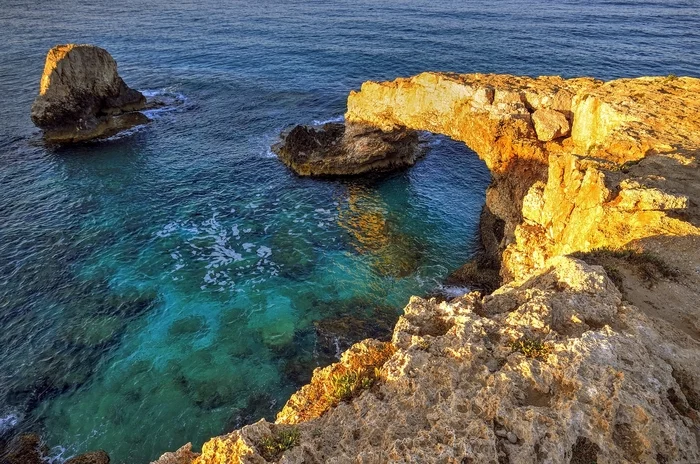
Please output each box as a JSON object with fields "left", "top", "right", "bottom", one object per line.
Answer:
{"left": 532, "top": 108, "right": 571, "bottom": 141}
{"left": 31, "top": 44, "right": 148, "bottom": 143}
{"left": 272, "top": 122, "right": 421, "bottom": 176}
{"left": 0, "top": 433, "right": 47, "bottom": 464}
{"left": 65, "top": 450, "right": 110, "bottom": 464}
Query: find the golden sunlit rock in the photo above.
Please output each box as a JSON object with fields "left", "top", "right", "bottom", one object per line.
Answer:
{"left": 31, "top": 44, "right": 147, "bottom": 143}
{"left": 153, "top": 72, "right": 700, "bottom": 464}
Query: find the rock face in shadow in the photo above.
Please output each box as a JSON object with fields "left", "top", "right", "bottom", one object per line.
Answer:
{"left": 272, "top": 122, "right": 421, "bottom": 176}
{"left": 31, "top": 44, "right": 148, "bottom": 143}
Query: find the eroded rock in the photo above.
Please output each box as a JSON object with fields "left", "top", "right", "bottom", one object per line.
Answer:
{"left": 154, "top": 258, "right": 700, "bottom": 463}
{"left": 0, "top": 433, "right": 47, "bottom": 464}
{"left": 155, "top": 72, "right": 700, "bottom": 464}
{"left": 65, "top": 450, "right": 110, "bottom": 464}
{"left": 272, "top": 122, "right": 421, "bottom": 176}
{"left": 532, "top": 108, "right": 570, "bottom": 141}
{"left": 31, "top": 44, "right": 147, "bottom": 143}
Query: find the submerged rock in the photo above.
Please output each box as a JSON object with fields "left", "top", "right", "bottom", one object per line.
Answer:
{"left": 272, "top": 122, "right": 421, "bottom": 176}
{"left": 31, "top": 44, "right": 147, "bottom": 143}
{"left": 65, "top": 450, "right": 110, "bottom": 464}
{"left": 0, "top": 433, "right": 47, "bottom": 464}
{"left": 314, "top": 315, "right": 394, "bottom": 359}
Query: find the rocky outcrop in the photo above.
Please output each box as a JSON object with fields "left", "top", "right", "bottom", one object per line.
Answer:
{"left": 0, "top": 432, "right": 110, "bottom": 464}
{"left": 0, "top": 433, "right": 47, "bottom": 464}
{"left": 345, "top": 72, "right": 700, "bottom": 283}
{"left": 65, "top": 450, "right": 111, "bottom": 464}
{"left": 154, "top": 73, "right": 700, "bottom": 463}
{"left": 153, "top": 258, "right": 700, "bottom": 463}
{"left": 272, "top": 122, "right": 421, "bottom": 176}
{"left": 31, "top": 44, "right": 147, "bottom": 143}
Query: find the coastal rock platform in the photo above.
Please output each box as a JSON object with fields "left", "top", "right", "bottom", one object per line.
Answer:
{"left": 154, "top": 73, "right": 700, "bottom": 463}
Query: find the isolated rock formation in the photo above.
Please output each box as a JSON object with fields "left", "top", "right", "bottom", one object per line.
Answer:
{"left": 272, "top": 122, "right": 421, "bottom": 176}
{"left": 154, "top": 73, "right": 700, "bottom": 463}
{"left": 31, "top": 44, "right": 147, "bottom": 143}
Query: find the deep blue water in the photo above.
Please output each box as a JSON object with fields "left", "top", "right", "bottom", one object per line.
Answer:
{"left": 0, "top": 0, "right": 698, "bottom": 462}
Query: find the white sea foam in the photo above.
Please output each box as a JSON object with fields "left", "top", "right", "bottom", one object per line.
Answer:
{"left": 156, "top": 212, "right": 284, "bottom": 290}
{"left": 436, "top": 285, "right": 471, "bottom": 299}
{"left": 139, "top": 88, "right": 188, "bottom": 119}
{"left": 0, "top": 412, "right": 19, "bottom": 434}
{"left": 257, "top": 246, "right": 272, "bottom": 258}
{"left": 103, "top": 123, "right": 149, "bottom": 141}
{"left": 312, "top": 115, "right": 344, "bottom": 125}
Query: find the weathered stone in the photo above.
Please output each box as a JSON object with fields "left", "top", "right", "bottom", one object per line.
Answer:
{"left": 156, "top": 72, "right": 700, "bottom": 464}
{"left": 31, "top": 44, "right": 147, "bottom": 143}
{"left": 156, "top": 258, "right": 700, "bottom": 464}
{"left": 272, "top": 122, "right": 421, "bottom": 176}
{"left": 0, "top": 433, "right": 47, "bottom": 464}
{"left": 151, "top": 444, "right": 199, "bottom": 464}
{"left": 532, "top": 108, "right": 570, "bottom": 141}
{"left": 65, "top": 450, "right": 110, "bottom": 464}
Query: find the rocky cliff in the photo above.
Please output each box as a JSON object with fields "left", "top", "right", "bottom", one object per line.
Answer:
{"left": 154, "top": 73, "right": 700, "bottom": 463}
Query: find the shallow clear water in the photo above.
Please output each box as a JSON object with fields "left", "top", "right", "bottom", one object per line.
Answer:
{"left": 0, "top": 0, "right": 698, "bottom": 462}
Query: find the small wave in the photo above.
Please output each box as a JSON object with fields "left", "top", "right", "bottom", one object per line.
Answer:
{"left": 312, "top": 115, "right": 344, "bottom": 125}
{"left": 44, "top": 445, "right": 69, "bottom": 464}
{"left": 139, "top": 88, "right": 188, "bottom": 120}
{"left": 0, "top": 412, "right": 20, "bottom": 435}
{"left": 140, "top": 88, "right": 188, "bottom": 101}
{"left": 102, "top": 123, "right": 149, "bottom": 141}
{"left": 434, "top": 284, "right": 471, "bottom": 299}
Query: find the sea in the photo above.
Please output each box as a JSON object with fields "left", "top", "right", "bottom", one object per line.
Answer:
{"left": 0, "top": 0, "right": 698, "bottom": 462}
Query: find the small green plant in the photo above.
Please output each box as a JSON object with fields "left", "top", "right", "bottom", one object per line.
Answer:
{"left": 329, "top": 367, "right": 379, "bottom": 403}
{"left": 510, "top": 337, "right": 552, "bottom": 361}
{"left": 259, "top": 427, "right": 301, "bottom": 461}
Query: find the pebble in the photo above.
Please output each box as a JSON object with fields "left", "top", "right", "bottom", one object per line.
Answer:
{"left": 495, "top": 429, "right": 508, "bottom": 438}
{"left": 507, "top": 432, "right": 518, "bottom": 444}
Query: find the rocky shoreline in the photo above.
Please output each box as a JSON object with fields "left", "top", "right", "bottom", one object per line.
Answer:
{"left": 152, "top": 72, "right": 700, "bottom": 463}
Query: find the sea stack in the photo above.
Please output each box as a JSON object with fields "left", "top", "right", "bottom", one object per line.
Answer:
{"left": 31, "top": 44, "right": 148, "bottom": 143}
{"left": 272, "top": 122, "right": 421, "bottom": 176}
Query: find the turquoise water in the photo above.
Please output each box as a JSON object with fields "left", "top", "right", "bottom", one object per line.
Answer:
{"left": 1, "top": 0, "right": 699, "bottom": 462}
